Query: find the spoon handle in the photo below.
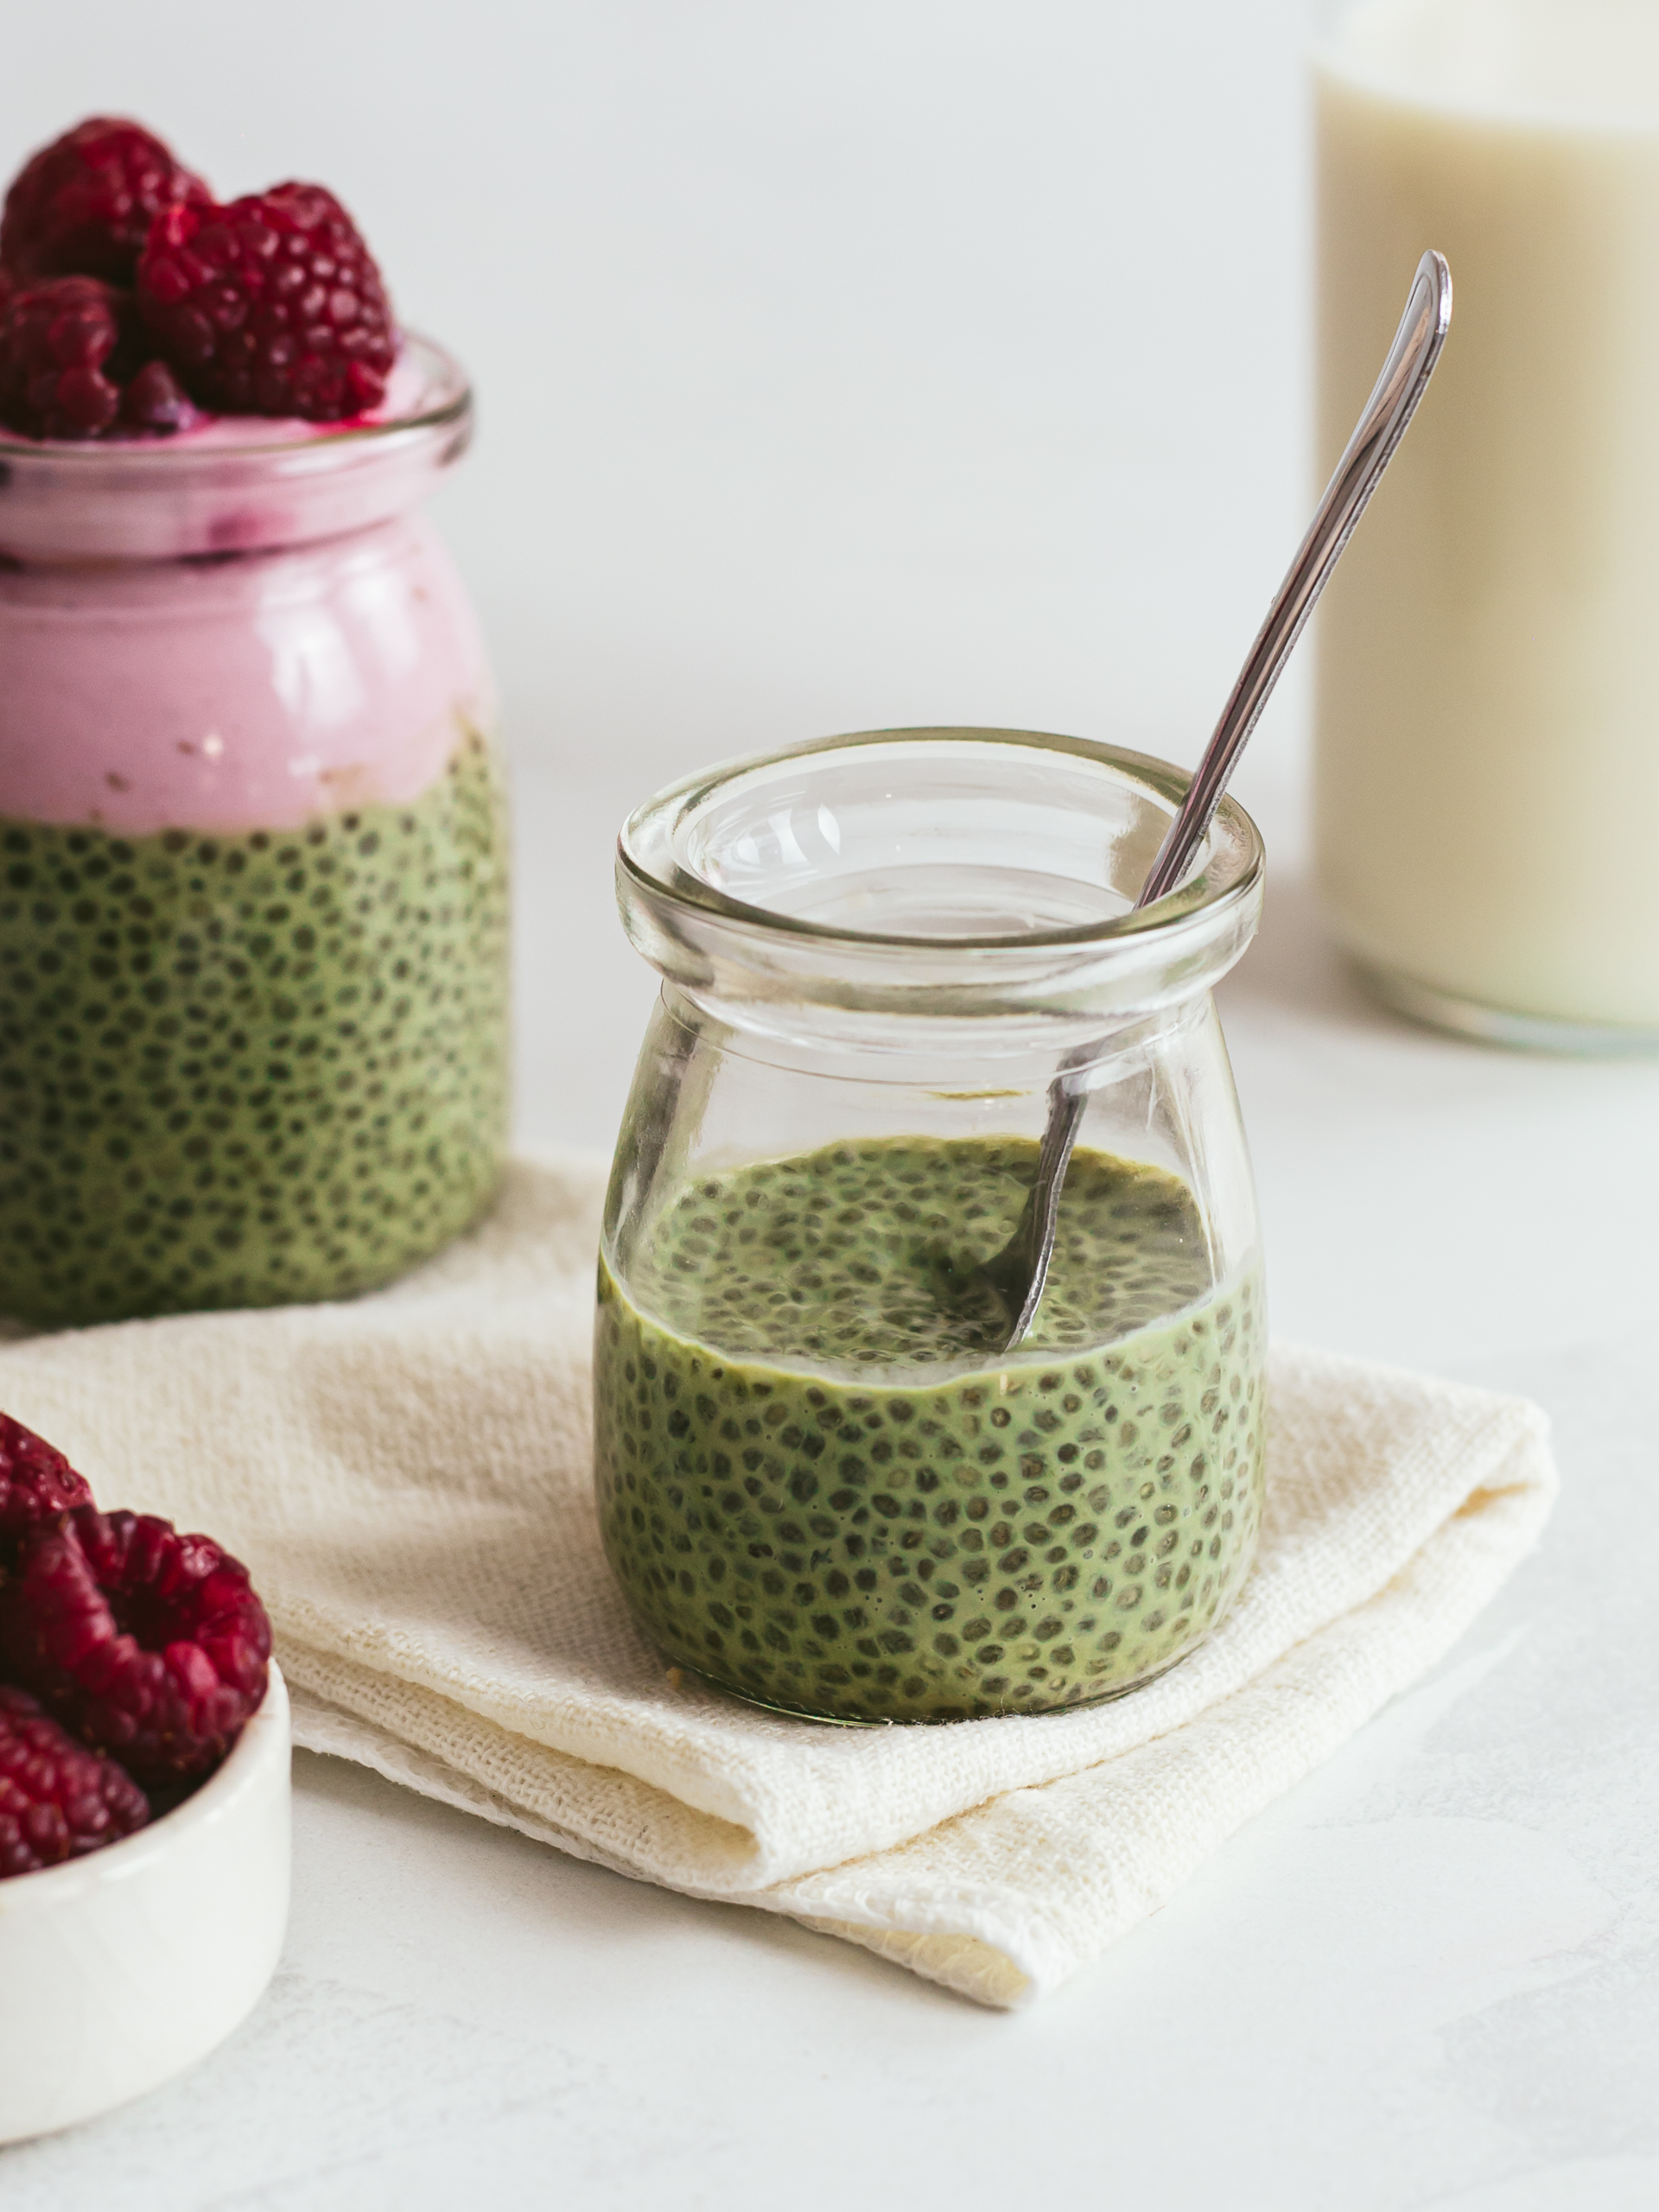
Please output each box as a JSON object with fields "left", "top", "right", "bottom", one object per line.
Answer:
{"left": 1136, "top": 249, "right": 1452, "bottom": 909}
{"left": 988, "top": 251, "right": 1452, "bottom": 1356}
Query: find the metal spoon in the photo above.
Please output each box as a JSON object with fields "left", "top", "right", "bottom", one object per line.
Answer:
{"left": 980, "top": 248, "right": 1453, "bottom": 1352}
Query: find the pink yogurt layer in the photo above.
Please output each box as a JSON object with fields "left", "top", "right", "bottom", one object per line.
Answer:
{"left": 0, "top": 515, "right": 490, "bottom": 834}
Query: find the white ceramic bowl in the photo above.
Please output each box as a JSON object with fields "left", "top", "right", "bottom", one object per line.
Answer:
{"left": 0, "top": 1662, "right": 291, "bottom": 2144}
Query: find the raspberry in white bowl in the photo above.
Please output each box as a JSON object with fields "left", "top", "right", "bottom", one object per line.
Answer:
{"left": 0, "top": 1408, "right": 289, "bottom": 2141}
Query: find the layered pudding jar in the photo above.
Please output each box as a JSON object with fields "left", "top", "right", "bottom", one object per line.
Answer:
{"left": 0, "top": 337, "right": 509, "bottom": 1325}
{"left": 594, "top": 728, "right": 1267, "bottom": 1723}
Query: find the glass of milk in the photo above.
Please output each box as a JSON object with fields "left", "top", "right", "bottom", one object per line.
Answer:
{"left": 1313, "top": 0, "right": 1659, "bottom": 1046}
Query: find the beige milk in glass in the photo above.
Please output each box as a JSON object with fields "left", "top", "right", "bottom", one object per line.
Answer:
{"left": 1314, "top": 0, "right": 1659, "bottom": 1045}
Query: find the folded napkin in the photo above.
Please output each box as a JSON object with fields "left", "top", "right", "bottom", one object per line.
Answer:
{"left": 0, "top": 1157, "right": 1556, "bottom": 2009}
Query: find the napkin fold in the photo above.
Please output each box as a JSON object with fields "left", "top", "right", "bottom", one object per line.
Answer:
{"left": 0, "top": 1157, "right": 1556, "bottom": 2008}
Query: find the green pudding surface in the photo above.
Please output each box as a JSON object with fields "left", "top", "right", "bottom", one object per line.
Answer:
{"left": 594, "top": 1135, "right": 1265, "bottom": 1722}
{"left": 0, "top": 727, "right": 509, "bottom": 1325}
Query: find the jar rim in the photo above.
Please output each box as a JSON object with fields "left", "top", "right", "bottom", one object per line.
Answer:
{"left": 620, "top": 725, "right": 1262, "bottom": 951}
{"left": 617, "top": 727, "right": 1264, "bottom": 1028}
{"left": 0, "top": 333, "right": 472, "bottom": 563}
{"left": 0, "top": 329, "right": 468, "bottom": 467}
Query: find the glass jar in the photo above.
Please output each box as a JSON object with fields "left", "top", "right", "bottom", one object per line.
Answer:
{"left": 1314, "top": 0, "right": 1659, "bottom": 1048}
{"left": 0, "top": 336, "right": 510, "bottom": 1326}
{"left": 594, "top": 727, "right": 1267, "bottom": 1725}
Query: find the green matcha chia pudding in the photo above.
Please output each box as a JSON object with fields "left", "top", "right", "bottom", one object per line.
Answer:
{"left": 595, "top": 1134, "right": 1266, "bottom": 1723}
{"left": 0, "top": 728, "right": 509, "bottom": 1325}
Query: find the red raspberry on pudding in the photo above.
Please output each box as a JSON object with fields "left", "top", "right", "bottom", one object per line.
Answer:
{"left": 0, "top": 274, "right": 149, "bottom": 439}
{"left": 0, "top": 1682, "right": 149, "bottom": 1878}
{"left": 0, "top": 1508, "right": 272, "bottom": 1789}
{"left": 0, "top": 1410, "right": 93, "bottom": 1555}
{"left": 0, "top": 117, "right": 208, "bottom": 285}
{"left": 118, "top": 357, "right": 197, "bottom": 433}
{"left": 137, "top": 182, "right": 397, "bottom": 420}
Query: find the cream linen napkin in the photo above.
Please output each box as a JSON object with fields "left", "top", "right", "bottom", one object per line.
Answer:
{"left": 0, "top": 1156, "right": 1555, "bottom": 2009}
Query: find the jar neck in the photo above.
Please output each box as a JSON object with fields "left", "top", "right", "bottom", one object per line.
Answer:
{"left": 661, "top": 981, "right": 1211, "bottom": 1086}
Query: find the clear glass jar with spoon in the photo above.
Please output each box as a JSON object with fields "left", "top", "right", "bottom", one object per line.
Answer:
{"left": 594, "top": 727, "right": 1268, "bottom": 1723}
{"left": 594, "top": 251, "right": 1446, "bottom": 1724}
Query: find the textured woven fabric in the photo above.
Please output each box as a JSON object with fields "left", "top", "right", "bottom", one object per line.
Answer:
{"left": 0, "top": 1156, "right": 1556, "bottom": 2007}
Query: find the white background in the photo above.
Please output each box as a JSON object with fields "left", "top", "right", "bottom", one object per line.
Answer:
{"left": 5, "top": 6, "right": 1659, "bottom": 2209}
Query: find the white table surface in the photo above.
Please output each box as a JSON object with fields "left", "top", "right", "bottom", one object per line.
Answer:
{"left": 5, "top": 3, "right": 1658, "bottom": 2204}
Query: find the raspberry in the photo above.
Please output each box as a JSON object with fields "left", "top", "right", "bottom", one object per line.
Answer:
{"left": 0, "top": 1683, "right": 149, "bottom": 1878}
{"left": 0, "top": 1410, "right": 93, "bottom": 1555}
{"left": 0, "top": 117, "right": 208, "bottom": 284}
{"left": 118, "top": 356, "right": 198, "bottom": 434}
{"left": 0, "top": 1508, "right": 271, "bottom": 1787}
{"left": 0, "top": 275, "right": 148, "bottom": 439}
{"left": 137, "top": 183, "right": 396, "bottom": 420}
